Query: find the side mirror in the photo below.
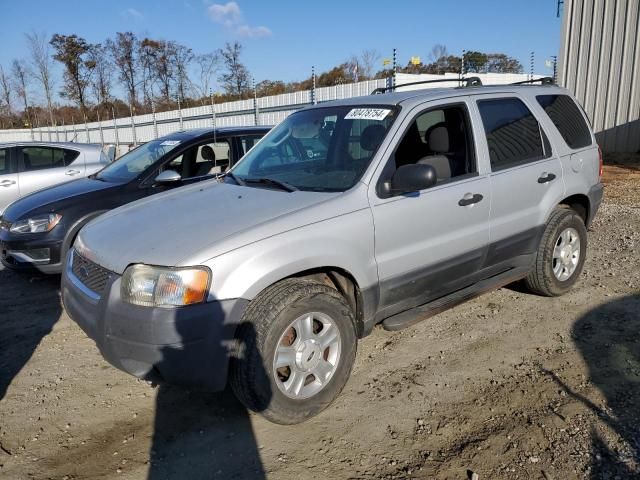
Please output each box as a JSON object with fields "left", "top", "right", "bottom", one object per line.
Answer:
{"left": 389, "top": 163, "right": 437, "bottom": 195}
{"left": 154, "top": 170, "right": 182, "bottom": 184}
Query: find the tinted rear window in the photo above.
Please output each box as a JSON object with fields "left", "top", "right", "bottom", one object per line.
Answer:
{"left": 477, "top": 98, "right": 546, "bottom": 171}
{"left": 18, "top": 146, "right": 80, "bottom": 172}
{"left": 536, "top": 94, "right": 592, "bottom": 149}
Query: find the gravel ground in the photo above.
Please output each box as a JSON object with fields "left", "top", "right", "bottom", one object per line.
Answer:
{"left": 0, "top": 162, "right": 639, "bottom": 480}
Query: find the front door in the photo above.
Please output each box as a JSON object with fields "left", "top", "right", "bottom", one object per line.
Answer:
{"left": 369, "top": 99, "right": 491, "bottom": 319}
{"left": 0, "top": 147, "right": 19, "bottom": 213}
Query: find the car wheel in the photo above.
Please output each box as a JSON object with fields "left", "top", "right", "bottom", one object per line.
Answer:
{"left": 229, "top": 278, "right": 357, "bottom": 425}
{"left": 525, "top": 206, "right": 588, "bottom": 296}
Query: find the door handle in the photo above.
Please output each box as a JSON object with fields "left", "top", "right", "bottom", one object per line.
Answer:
{"left": 65, "top": 169, "right": 81, "bottom": 176}
{"left": 537, "top": 172, "right": 557, "bottom": 184}
{"left": 0, "top": 180, "right": 16, "bottom": 187}
{"left": 458, "top": 193, "right": 483, "bottom": 207}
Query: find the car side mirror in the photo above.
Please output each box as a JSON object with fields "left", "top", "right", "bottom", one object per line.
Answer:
{"left": 389, "top": 163, "right": 437, "bottom": 195}
{"left": 154, "top": 170, "right": 182, "bottom": 184}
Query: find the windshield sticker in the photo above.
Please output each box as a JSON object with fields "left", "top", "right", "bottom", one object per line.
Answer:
{"left": 160, "top": 140, "right": 180, "bottom": 146}
{"left": 344, "top": 108, "right": 391, "bottom": 121}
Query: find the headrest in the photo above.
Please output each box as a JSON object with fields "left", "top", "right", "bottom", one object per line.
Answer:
{"left": 360, "top": 124, "right": 386, "bottom": 151}
{"left": 201, "top": 145, "right": 215, "bottom": 161}
{"left": 426, "top": 125, "right": 449, "bottom": 153}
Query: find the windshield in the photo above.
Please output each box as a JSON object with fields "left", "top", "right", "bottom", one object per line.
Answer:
{"left": 96, "top": 139, "right": 182, "bottom": 182}
{"left": 230, "top": 105, "right": 397, "bottom": 192}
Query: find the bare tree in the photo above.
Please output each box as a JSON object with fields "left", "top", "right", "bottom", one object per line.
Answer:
{"left": 193, "top": 52, "right": 219, "bottom": 101}
{"left": 173, "top": 43, "right": 194, "bottom": 101}
{"left": 359, "top": 49, "right": 380, "bottom": 79}
{"left": 429, "top": 44, "right": 448, "bottom": 74}
{"left": 218, "top": 41, "right": 251, "bottom": 97}
{"left": 11, "top": 59, "right": 31, "bottom": 119}
{"left": 89, "top": 44, "right": 113, "bottom": 107}
{"left": 25, "top": 31, "right": 55, "bottom": 128}
{"left": 107, "top": 32, "right": 138, "bottom": 105}
{"left": 154, "top": 40, "right": 176, "bottom": 101}
{"left": 0, "top": 65, "right": 11, "bottom": 113}
{"left": 138, "top": 38, "right": 159, "bottom": 105}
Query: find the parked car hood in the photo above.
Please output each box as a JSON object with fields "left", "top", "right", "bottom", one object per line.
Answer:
{"left": 1, "top": 178, "right": 120, "bottom": 222}
{"left": 77, "top": 180, "right": 341, "bottom": 274}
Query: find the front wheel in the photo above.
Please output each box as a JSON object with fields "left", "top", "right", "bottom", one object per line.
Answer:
{"left": 229, "top": 278, "right": 357, "bottom": 424}
{"left": 525, "top": 207, "right": 588, "bottom": 296}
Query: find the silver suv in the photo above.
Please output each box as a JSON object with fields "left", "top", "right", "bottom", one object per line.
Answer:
{"left": 62, "top": 80, "right": 603, "bottom": 424}
{"left": 0, "top": 142, "right": 109, "bottom": 214}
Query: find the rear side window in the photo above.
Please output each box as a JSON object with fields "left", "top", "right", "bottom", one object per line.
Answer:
{"left": 537, "top": 94, "right": 592, "bottom": 149}
{"left": 18, "top": 147, "right": 79, "bottom": 172}
{"left": 478, "top": 98, "right": 546, "bottom": 171}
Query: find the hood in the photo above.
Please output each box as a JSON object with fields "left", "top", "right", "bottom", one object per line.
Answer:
{"left": 2, "top": 178, "right": 119, "bottom": 221}
{"left": 77, "top": 181, "right": 341, "bottom": 274}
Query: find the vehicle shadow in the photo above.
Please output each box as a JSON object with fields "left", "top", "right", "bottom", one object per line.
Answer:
{"left": 542, "top": 294, "right": 640, "bottom": 478}
{"left": 148, "top": 320, "right": 270, "bottom": 479}
{"left": 0, "top": 267, "right": 62, "bottom": 401}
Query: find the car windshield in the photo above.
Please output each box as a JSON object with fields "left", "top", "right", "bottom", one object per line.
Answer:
{"left": 96, "top": 139, "right": 182, "bottom": 182}
{"left": 230, "top": 105, "right": 398, "bottom": 192}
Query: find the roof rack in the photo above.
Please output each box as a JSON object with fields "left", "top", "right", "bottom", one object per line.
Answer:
{"left": 371, "top": 76, "right": 483, "bottom": 95}
{"left": 510, "top": 76, "right": 555, "bottom": 85}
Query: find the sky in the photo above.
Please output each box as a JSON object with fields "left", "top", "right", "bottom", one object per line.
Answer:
{"left": 0, "top": 0, "right": 564, "bottom": 103}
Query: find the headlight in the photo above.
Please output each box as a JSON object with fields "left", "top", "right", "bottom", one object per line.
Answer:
{"left": 10, "top": 213, "right": 62, "bottom": 234}
{"left": 121, "top": 264, "right": 211, "bottom": 307}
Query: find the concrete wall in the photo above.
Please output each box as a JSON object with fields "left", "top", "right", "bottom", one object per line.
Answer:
{"left": 558, "top": 0, "right": 640, "bottom": 153}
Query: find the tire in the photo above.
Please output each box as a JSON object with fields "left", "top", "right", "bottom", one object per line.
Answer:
{"left": 229, "top": 278, "right": 357, "bottom": 425}
{"left": 525, "top": 206, "right": 588, "bottom": 296}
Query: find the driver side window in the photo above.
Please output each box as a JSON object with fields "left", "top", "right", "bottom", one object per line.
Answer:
{"left": 385, "top": 103, "right": 476, "bottom": 188}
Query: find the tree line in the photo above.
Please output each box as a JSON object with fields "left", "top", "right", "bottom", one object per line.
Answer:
{"left": 0, "top": 32, "right": 523, "bottom": 130}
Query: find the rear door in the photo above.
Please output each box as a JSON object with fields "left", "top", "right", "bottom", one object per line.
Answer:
{"left": 472, "top": 94, "right": 565, "bottom": 271}
{"left": 0, "top": 147, "right": 19, "bottom": 213}
{"left": 17, "top": 146, "right": 81, "bottom": 196}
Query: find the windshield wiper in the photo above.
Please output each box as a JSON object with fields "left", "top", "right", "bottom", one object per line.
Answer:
{"left": 224, "top": 171, "right": 246, "bottom": 186}
{"left": 244, "top": 177, "right": 298, "bottom": 192}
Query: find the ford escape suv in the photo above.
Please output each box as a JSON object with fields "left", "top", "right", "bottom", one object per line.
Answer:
{"left": 62, "top": 79, "right": 603, "bottom": 424}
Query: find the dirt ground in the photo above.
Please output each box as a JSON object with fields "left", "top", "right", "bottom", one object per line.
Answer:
{"left": 1, "top": 162, "right": 639, "bottom": 480}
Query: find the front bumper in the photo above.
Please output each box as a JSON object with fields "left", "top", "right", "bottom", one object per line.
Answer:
{"left": 587, "top": 182, "right": 604, "bottom": 228}
{"left": 0, "top": 231, "right": 64, "bottom": 274}
{"left": 61, "top": 252, "right": 249, "bottom": 391}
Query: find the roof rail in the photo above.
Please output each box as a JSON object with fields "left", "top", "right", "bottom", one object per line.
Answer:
{"left": 510, "top": 76, "right": 555, "bottom": 85}
{"left": 371, "top": 76, "right": 483, "bottom": 95}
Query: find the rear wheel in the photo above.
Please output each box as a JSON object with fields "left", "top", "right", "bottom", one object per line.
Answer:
{"left": 525, "top": 207, "right": 587, "bottom": 296}
{"left": 230, "top": 278, "right": 357, "bottom": 424}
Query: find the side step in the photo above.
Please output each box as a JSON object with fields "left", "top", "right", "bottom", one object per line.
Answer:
{"left": 381, "top": 267, "right": 530, "bottom": 331}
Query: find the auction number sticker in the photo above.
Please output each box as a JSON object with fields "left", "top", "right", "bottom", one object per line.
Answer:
{"left": 160, "top": 140, "right": 181, "bottom": 146}
{"left": 344, "top": 108, "right": 391, "bottom": 121}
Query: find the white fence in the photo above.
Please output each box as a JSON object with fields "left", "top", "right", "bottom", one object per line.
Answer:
{"left": 0, "top": 73, "right": 541, "bottom": 147}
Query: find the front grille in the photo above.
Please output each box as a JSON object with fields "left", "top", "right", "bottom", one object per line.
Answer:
{"left": 71, "top": 250, "right": 111, "bottom": 295}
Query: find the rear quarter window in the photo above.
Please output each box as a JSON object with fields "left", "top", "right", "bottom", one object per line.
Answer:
{"left": 0, "top": 148, "right": 10, "bottom": 174}
{"left": 536, "top": 94, "right": 592, "bottom": 149}
{"left": 64, "top": 148, "right": 81, "bottom": 164}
